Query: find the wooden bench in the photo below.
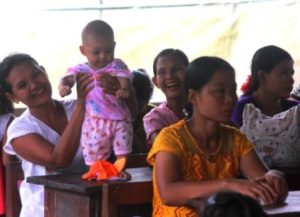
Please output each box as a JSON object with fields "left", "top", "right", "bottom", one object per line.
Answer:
{"left": 5, "top": 156, "right": 23, "bottom": 217}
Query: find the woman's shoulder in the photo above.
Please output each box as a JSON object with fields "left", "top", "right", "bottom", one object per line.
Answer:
{"left": 151, "top": 120, "right": 186, "bottom": 148}
{"left": 0, "top": 113, "right": 14, "bottom": 127}
{"left": 221, "top": 124, "right": 245, "bottom": 137}
{"left": 60, "top": 99, "right": 76, "bottom": 110}
{"left": 231, "top": 95, "right": 255, "bottom": 127}
{"left": 221, "top": 124, "right": 253, "bottom": 147}
{"left": 282, "top": 98, "right": 299, "bottom": 110}
{"left": 222, "top": 125, "right": 254, "bottom": 156}
{"left": 144, "top": 102, "right": 176, "bottom": 120}
{"left": 147, "top": 120, "right": 186, "bottom": 164}
{"left": 159, "top": 119, "right": 185, "bottom": 133}
{"left": 236, "top": 94, "right": 255, "bottom": 106}
{"left": 8, "top": 99, "right": 76, "bottom": 130}
{"left": 144, "top": 102, "right": 165, "bottom": 116}
{"left": 8, "top": 110, "right": 34, "bottom": 131}
{"left": 0, "top": 113, "right": 14, "bottom": 140}
{"left": 155, "top": 120, "right": 188, "bottom": 149}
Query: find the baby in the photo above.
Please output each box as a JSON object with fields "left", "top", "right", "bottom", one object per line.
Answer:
{"left": 59, "top": 20, "right": 133, "bottom": 180}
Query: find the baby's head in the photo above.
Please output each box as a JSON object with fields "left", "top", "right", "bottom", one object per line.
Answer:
{"left": 201, "top": 192, "right": 268, "bottom": 217}
{"left": 80, "top": 20, "right": 116, "bottom": 69}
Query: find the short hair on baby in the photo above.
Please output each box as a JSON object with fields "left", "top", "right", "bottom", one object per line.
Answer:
{"left": 81, "top": 20, "right": 114, "bottom": 42}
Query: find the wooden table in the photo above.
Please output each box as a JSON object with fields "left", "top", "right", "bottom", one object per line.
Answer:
{"left": 264, "top": 191, "right": 300, "bottom": 217}
{"left": 27, "top": 167, "right": 153, "bottom": 217}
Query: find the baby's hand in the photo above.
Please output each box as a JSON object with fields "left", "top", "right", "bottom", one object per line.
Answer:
{"left": 59, "top": 84, "right": 72, "bottom": 97}
{"left": 116, "top": 88, "right": 130, "bottom": 100}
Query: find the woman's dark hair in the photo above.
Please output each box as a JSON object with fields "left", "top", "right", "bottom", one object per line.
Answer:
{"left": 185, "top": 56, "right": 234, "bottom": 94}
{"left": 184, "top": 56, "right": 234, "bottom": 118}
{"left": 0, "top": 88, "right": 13, "bottom": 114}
{"left": 202, "top": 192, "right": 268, "bottom": 217}
{"left": 132, "top": 69, "right": 153, "bottom": 102}
{"left": 153, "top": 48, "right": 189, "bottom": 76}
{"left": 247, "top": 45, "right": 293, "bottom": 94}
{"left": 0, "top": 53, "right": 39, "bottom": 93}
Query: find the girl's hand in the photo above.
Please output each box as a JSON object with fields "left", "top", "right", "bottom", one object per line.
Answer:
{"left": 76, "top": 72, "right": 93, "bottom": 107}
{"left": 96, "top": 73, "right": 120, "bottom": 94}
{"left": 263, "top": 171, "right": 288, "bottom": 203}
{"left": 230, "top": 179, "right": 278, "bottom": 205}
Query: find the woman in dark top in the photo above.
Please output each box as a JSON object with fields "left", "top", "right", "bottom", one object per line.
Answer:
{"left": 231, "top": 45, "right": 299, "bottom": 168}
{"left": 232, "top": 45, "right": 297, "bottom": 127}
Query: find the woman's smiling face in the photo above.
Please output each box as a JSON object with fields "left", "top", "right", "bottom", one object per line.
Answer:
{"left": 6, "top": 61, "right": 52, "bottom": 108}
{"left": 153, "top": 53, "right": 186, "bottom": 100}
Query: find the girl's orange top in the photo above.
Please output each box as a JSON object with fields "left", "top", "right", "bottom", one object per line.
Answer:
{"left": 147, "top": 120, "right": 254, "bottom": 217}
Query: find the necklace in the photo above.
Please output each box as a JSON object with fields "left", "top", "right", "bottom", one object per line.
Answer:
{"left": 184, "top": 121, "right": 223, "bottom": 162}
{"left": 198, "top": 141, "right": 222, "bottom": 156}
{"left": 198, "top": 140, "right": 223, "bottom": 162}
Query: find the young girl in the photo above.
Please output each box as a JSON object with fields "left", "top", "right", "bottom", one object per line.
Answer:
{"left": 143, "top": 48, "right": 189, "bottom": 148}
{"left": 0, "top": 90, "right": 14, "bottom": 217}
{"left": 231, "top": 45, "right": 300, "bottom": 168}
{"left": 59, "top": 20, "right": 134, "bottom": 180}
{"left": 147, "top": 56, "right": 287, "bottom": 217}
{"left": 0, "top": 53, "right": 92, "bottom": 217}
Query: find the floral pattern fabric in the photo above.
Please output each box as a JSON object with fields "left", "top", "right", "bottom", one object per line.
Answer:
{"left": 240, "top": 103, "right": 300, "bottom": 168}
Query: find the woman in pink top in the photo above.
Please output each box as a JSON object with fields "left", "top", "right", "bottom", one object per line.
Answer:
{"left": 143, "top": 49, "right": 189, "bottom": 148}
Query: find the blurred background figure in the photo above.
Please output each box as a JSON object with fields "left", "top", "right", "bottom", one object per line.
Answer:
{"left": 132, "top": 69, "right": 155, "bottom": 153}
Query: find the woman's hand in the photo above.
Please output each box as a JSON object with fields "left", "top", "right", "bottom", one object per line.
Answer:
{"left": 230, "top": 178, "right": 278, "bottom": 205}
{"left": 263, "top": 171, "right": 288, "bottom": 203}
{"left": 96, "top": 73, "right": 138, "bottom": 118}
{"left": 76, "top": 72, "right": 93, "bottom": 107}
{"left": 96, "top": 73, "right": 120, "bottom": 94}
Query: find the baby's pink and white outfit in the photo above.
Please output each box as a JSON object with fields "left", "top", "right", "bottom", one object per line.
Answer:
{"left": 62, "top": 59, "right": 133, "bottom": 165}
